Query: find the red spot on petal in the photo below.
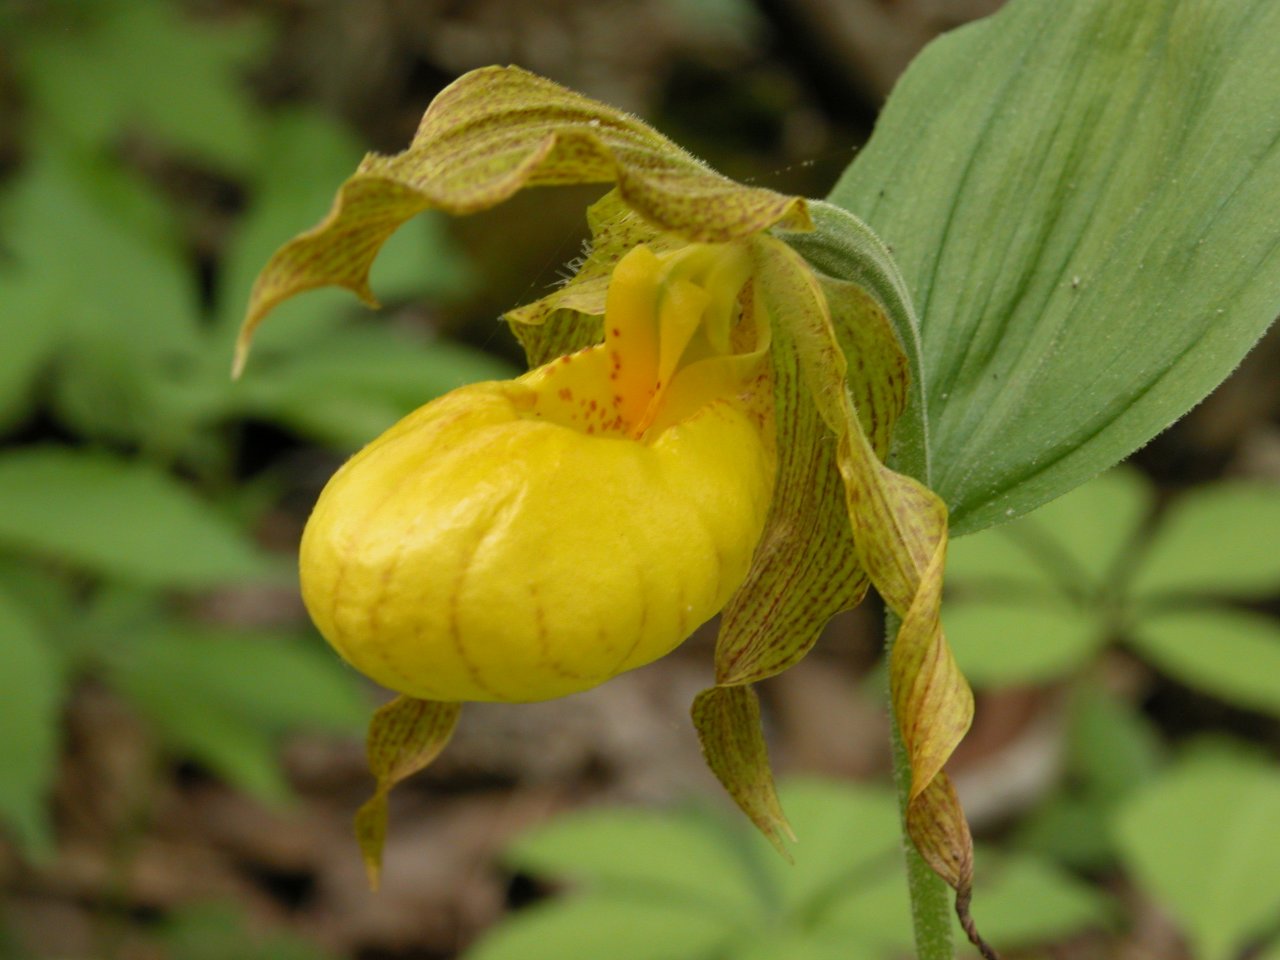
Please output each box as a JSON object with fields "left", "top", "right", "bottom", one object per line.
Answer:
{"left": 558, "top": 388, "right": 573, "bottom": 401}
{"left": 611, "top": 328, "right": 621, "bottom": 337}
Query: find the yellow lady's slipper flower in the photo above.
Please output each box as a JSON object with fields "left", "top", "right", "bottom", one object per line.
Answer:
{"left": 236, "top": 65, "right": 988, "bottom": 951}
{"left": 300, "top": 242, "right": 774, "bottom": 703}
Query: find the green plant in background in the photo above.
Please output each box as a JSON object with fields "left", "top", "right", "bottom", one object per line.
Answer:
{"left": 943, "top": 470, "right": 1280, "bottom": 958}
{"left": 1115, "top": 747, "right": 1280, "bottom": 960}
{"left": 815, "top": 3, "right": 1280, "bottom": 947}
{"left": 465, "top": 779, "right": 1111, "bottom": 960}
{"left": 230, "top": 1, "right": 1280, "bottom": 958}
{"left": 467, "top": 750, "right": 1280, "bottom": 960}
{"left": 0, "top": 0, "right": 506, "bottom": 871}
{"left": 158, "top": 902, "right": 339, "bottom": 960}
{"left": 946, "top": 469, "right": 1280, "bottom": 708}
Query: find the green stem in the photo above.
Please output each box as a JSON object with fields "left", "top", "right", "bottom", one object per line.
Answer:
{"left": 886, "top": 608, "right": 954, "bottom": 960}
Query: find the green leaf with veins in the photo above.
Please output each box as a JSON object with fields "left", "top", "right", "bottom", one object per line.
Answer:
{"left": 831, "top": 0, "right": 1280, "bottom": 534}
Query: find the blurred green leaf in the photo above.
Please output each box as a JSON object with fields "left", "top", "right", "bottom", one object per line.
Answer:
{"left": 943, "top": 470, "right": 1151, "bottom": 689}
{"left": 0, "top": 587, "right": 63, "bottom": 858}
{"left": 1114, "top": 751, "right": 1280, "bottom": 960}
{"left": 19, "top": 0, "right": 268, "bottom": 169}
{"left": 506, "top": 780, "right": 903, "bottom": 931}
{"left": 237, "top": 327, "right": 515, "bottom": 450}
{"left": 1018, "top": 687, "right": 1162, "bottom": 870}
{"left": 1131, "top": 483, "right": 1280, "bottom": 598}
{"left": 958, "top": 853, "right": 1113, "bottom": 953}
{"left": 946, "top": 468, "right": 1149, "bottom": 599}
{"left": 1014, "top": 793, "right": 1116, "bottom": 874}
{"left": 1129, "top": 609, "right": 1280, "bottom": 718}
{"left": 0, "top": 558, "right": 76, "bottom": 630}
{"left": 1, "top": 154, "right": 211, "bottom": 448}
{"left": 113, "top": 624, "right": 366, "bottom": 734}
{"left": 161, "top": 902, "right": 336, "bottom": 960}
{"left": 728, "top": 931, "right": 879, "bottom": 960}
{"left": 212, "top": 110, "right": 374, "bottom": 344}
{"left": 1, "top": 153, "right": 197, "bottom": 349}
{"left": 366, "top": 211, "right": 476, "bottom": 303}
{"left": 465, "top": 895, "right": 732, "bottom": 960}
{"left": 815, "top": 858, "right": 911, "bottom": 954}
{"left": 212, "top": 109, "right": 486, "bottom": 445}
{"left": 506, "top": 806, "right": 760, "bottom": 919}
{"left": 139, "top": 687, "right": 291, "bottom": 801}
{"left": 0, "top": 447, "right": 278, "bottom": 587}
{"left": 1018, "top": 469, "right": 1150, "bottom": 585}
{"left": 0, "top": 272, "right": 59, "bottom": 431}
{"left": 1066, "top": 686, "right": 1163, "bottom": 801}
{"left": 823, "top": 848, "right": 1111, "bottom": 957}
{"left": 945, "top": 599, "right": 1103, "bottom": 688}
{"left": 658, "top": 0, "right": 763, "bottom": 45}
{"left": 107, "top": 624, "right": 365, "bottom": 802}
{"left": 494, "top": 779, "right": 1110, "bottom": 959}
{"left": 756, "top": 779, "right": 900, "bottom": 917}
{"left": 832, "top": 0, "right": 1280, "bottom": 534}
{"left": 945, "top": 526, "right": 1057, "bottom": 594}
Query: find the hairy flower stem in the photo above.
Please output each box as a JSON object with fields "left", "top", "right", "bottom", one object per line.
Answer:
{"left": 886, "top": 609, "right": 955, "bottom": 960}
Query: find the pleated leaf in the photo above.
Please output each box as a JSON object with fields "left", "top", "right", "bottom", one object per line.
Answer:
{"left": 830, "top": 0, "right": 1280, "bottom": 534}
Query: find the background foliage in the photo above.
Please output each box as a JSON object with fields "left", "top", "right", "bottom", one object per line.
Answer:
{"left": 0, "top": 1, "right": 1277, "bottom": 959}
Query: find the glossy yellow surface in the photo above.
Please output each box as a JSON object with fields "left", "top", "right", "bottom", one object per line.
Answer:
{"left": 299, "top": 244, "right": 775, "bottom": 701}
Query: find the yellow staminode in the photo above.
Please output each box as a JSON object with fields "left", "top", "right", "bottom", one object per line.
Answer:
{"left": 299, "top": 243, "right": 774, "bottom": 702}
